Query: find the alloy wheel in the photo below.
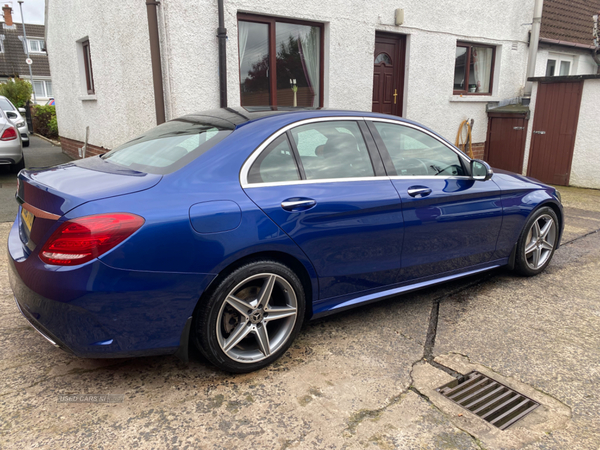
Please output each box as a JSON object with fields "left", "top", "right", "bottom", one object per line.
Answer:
{"left": 216, "top": 273, "right": 298, "bottom": 363}
{"left": 524, "top": 214, "right": 556, "bottom": 270}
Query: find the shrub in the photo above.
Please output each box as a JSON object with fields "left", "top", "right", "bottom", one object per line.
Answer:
{"left": 0, "top": 78, "right": 33, "bottom": 108}
{"left": 32, "top": 105, "right": 59, "bottom": 139}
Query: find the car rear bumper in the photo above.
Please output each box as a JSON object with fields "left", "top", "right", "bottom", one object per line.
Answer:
{"left": 8, "top": 219, "right": 216, "bottom": 358}
{"left": 0, "top": 141, "right": 23, "bottom": 164}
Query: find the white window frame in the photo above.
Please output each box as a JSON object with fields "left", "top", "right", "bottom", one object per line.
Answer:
{"left": 31, "top": 79, "right": 52, "bottom": 99}
{"left": 27, "top": 38, "right": 45, "bottom": 54}
{"left": 546, "top": 53, "right": 575, "bottom": 76}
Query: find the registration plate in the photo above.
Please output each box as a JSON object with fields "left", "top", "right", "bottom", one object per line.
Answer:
{"left": 21, "top": 207, "right": 34, "bottom": 234}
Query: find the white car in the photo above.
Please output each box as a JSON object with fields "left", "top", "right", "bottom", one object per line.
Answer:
{"left": 0, "top": 107, "right": 23, "bottom": 172}
{"left": 0, "top": 96, "right": 29, "bottom": 147}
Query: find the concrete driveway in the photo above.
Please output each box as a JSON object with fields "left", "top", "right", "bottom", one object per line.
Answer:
{"left": 1, "top": 178, "right": 599, "bottom": 449}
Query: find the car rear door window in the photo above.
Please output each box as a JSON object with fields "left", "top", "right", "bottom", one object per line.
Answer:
{"left": 247, "top": 134, "right": 301, "bottom": 184}
{"left": 290, "top": 121, "right": 374, "bottom": 180}
{"left": 373, "top": 122, "right": 466, "bottom": 176}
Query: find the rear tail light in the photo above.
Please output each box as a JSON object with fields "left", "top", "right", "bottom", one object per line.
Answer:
{"left": 39, "top": 213, "right": 145, "bottom": 266}
{"left": 1, "top": 126, "right": 18, "bottom": 141}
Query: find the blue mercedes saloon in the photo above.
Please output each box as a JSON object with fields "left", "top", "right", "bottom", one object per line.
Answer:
{"left": 8, "top": 108, "right": 563, "bottom": 372}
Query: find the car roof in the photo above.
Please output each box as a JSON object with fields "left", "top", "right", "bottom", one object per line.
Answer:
{"left": 174, "top": 107, "right": 421, "bottom": 130}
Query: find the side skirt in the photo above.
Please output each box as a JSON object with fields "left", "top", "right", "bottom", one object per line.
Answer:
{"left": 311, "top": 259, "right": 507, "bottom": 319}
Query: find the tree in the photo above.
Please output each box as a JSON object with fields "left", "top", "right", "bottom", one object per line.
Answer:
{"left": 0, "top": 78, "right": 33, "bottom": 108}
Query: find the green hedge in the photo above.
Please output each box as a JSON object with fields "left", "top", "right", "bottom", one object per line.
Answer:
{"left": 32, "top": 105, "right": 59, "bottom": 139}
{"left": 0, "top": 78, "right": 33, "bottom": 108}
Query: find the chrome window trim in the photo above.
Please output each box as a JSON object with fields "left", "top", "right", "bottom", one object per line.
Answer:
{"left": 239, "top": 116, "right": 473, "bottom": 189}
{"left": 240, "top": 116, "right": 370, "bottom": 188}
{"left": 244, "top": 176, "right": 392, "bottom": 189}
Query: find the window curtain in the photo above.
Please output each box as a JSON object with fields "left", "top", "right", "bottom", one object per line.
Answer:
{"left": 299, "top": 27, "right": 320, "bottom": 107}
{"left": 472, "top": 47, "right": 492, "bottom": 93}
{"left": 238, "top": 21, "right": 250, "bottom": 72}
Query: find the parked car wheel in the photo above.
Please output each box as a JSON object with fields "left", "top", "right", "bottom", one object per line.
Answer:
{"left": 11, "top": 156, "right": 25, "bottom": 173}
{"left": 193, "top": 260, "right": 305, "bottom": 373}
{"left": 514, "top": 206, "right": 559, "bottom": 276}
{"left": 22, "top": 140, "right": 29, "bottom": 148}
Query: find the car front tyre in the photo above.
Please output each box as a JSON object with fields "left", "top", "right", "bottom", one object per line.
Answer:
{"left": 22, "top": 140, "right": 29, "bottom": 148}
{"left": 514, "top": 206, "right": 559, "bottom": 276}
{"left": 193, "top": 260, "right": 306, "bottom": 373}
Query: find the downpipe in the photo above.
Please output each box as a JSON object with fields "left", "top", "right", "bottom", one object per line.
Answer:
{"left": 217, "top": 0, "right": 228, "bottom": 107}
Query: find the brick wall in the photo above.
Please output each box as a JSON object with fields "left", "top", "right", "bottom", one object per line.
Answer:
{"left": 60, "top": 136, "right": 109, "bottom": 160}
{"left": 457, "top": 142, "right": 485, "bottom": 160}
{"left": 471, "top": 143, "right": 485, "bottom": 160}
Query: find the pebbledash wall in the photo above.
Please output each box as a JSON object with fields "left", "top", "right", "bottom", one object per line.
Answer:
{"left": 47, "top": 0, "right": 534, "bottom": 159}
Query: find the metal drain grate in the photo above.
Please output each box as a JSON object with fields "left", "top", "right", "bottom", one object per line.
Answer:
{"left": 436, "top": 371, "right": 539, "bottom": 430}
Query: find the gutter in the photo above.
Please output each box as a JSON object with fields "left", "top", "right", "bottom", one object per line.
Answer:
{"left": 146, "top": 0, "right": 166, "bottom": 125}
{"left": 539, "top": 37, "right": 595, "bottom": 50}
{"left": 217, "top": 0, "right": 227, "bottom": 107}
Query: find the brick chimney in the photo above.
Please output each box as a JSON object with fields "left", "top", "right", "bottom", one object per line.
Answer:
{"left": 2, "top": 4, "right": 13, "bottom": 26}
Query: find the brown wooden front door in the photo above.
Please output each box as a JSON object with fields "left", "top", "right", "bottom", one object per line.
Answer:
{"left": 485, "top": 113, "right": 528, "bottom": 173}
{"left": 527, "top": 81, "right": 583, "bottom": 186}
{"left": 372, "top": 33, "right": 406, "bottom": 116}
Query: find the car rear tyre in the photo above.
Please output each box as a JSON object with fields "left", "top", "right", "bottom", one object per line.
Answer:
{"left": 193, "top": 260, "right": 305, "bottom": 373}
{"left": 514, "top": 206, "right": 558, "bottom": 276}
{"left": 11, "top": 157, "right": 25, "bottom": 173}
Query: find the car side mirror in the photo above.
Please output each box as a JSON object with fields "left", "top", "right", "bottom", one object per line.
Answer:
{"left": 18, "top": 107, "right": 26, "bottom": 114}
{"left": 471, "top": 159, "right": 493, "bottom": 181}
{"left": 6, "top": 111, "right": 18, "bottom": 119}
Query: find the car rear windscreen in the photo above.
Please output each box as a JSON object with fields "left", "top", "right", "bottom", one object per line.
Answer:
{"left": 0, "top": 98, "right": 15, "bottom": 111}
{"left": 101, "top": 119, "right": 233, "bottom": 174}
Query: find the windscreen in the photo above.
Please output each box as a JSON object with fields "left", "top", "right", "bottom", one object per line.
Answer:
{"left": 101, "top": 120, "right": 233, "bottom": 174}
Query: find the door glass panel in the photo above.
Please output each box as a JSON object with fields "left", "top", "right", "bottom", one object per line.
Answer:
{"left": 275, "top": 22, "right": 320, "bottom": 107}
{"left": 373, "top": 122, "right": 465, "bottom": 176}
{"left": 291, "top": 121, "right": 374, "bottom": 180}
{"left": 546, "top": 59, "right": 556, "bottom": 76}
{"left": 248, "top": 135, "right": 300, "bottom": 184}
{"left": 454, "top": 47, "right": 467, "bottom": 90}
{"left": 239, "top": 21, "right": 270, "bottom": 106}
{"left": 559, "top": 60, "right": 570, "bottom": 76}
{"left": 374, "top": 53, "right": 392, "bottom": 65}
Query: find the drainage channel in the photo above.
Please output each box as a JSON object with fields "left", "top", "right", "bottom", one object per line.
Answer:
{"left": 436, "top": 371, "right": 539, "bottom": 430}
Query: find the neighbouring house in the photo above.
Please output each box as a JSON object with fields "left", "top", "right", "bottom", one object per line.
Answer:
{"left": 0, "top": 4, "right": 52, "bottom": 103}
{"left": 46, "top": 0, "right": 535, "bottom": 161}
{"left": 521, "top": 0, "right": 600, "bottom": 188}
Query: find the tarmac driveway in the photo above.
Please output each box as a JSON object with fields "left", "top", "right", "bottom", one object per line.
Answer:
{"left": 0, "top": 168, "right": 599, "bottom": 449}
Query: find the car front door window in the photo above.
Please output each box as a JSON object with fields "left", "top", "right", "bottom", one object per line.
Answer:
{"left": 373, "top": 122, "right": 466, "bottom": 177}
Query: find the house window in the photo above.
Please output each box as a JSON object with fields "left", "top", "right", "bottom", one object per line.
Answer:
{"left": 82, "top": 39, "right": 95, "bottom": 94}
{"left": 32, "top": 80, "right": 52, "bottom": 98}
{"left": 28, "top": 38, "right": 45, "bottom": 53}
{"left": 237, "top": 14, "right": 323, "bottom": 107}
{"left": 545, "top": 54, "right": 573, "bottom": 76}
{"left": 453, "top": 43, "right": 495, "bottom": 95}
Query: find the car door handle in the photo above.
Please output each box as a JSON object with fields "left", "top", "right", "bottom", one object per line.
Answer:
{"left": 281, "top": 198, "right": 317, "bottom": 211}
{"left": 407, "top": 186, "right": 432, "bottom": 198}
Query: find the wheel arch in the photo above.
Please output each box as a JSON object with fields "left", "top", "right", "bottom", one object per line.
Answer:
{"left": 195, "top": 250, "right": 317, "bottom": 323}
